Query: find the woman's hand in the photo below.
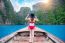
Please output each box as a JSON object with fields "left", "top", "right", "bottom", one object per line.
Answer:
{"left": 25, "top": 14, "right": 29, "bottom": 20}
{"left": 35, "top": 16, "right": 39, "bottom": 21}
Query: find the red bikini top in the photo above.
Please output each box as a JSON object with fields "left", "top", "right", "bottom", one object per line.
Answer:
{"left": 29, "top": 22, "right": 35, "bottom": 23}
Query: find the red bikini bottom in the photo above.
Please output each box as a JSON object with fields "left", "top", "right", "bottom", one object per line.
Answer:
{"left": 28, "top": 26, "right": 35, "bottom": 30}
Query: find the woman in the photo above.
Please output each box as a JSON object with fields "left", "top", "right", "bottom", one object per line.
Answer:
{"left": 25, "top": 13, "right": 38, "bottom": 30}
{"left": 25, "top": 13, "right": 39, "bottom": 43}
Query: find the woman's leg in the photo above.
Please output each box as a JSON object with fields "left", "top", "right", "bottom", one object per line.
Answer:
{"left": 29, "top": 30, "right": 34, "bottom": 43}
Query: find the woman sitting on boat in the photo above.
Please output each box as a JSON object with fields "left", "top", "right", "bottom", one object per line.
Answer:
{"left": 25, "top": 13, "right": 39, "bottom": 30}
{"left": 25, "top": 13, "right": 39, "bottom": 43}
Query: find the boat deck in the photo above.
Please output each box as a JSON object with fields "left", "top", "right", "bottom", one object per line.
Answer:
{"left": 5, "top": 31, "right": 55, "bottom": 43}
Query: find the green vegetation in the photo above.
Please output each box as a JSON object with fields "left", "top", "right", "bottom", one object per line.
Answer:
{"left": 34, "top": 5, "right": 65, "bottom": 25}
{"left": 15, "top": 7, "right": 30, "bottom": 25}
{"left": 0, "top": 0, "right": 17, "bottom": 24}
{"left": 33, "top": 2, "right": 65, "bottom": 25}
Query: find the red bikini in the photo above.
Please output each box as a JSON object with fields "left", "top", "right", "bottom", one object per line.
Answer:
{"left": 28, "top": 22, "right": 35, "bottom": 30}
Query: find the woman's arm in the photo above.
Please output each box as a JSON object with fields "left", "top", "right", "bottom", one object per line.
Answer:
{"left": 35, "top": 16, "right": 39, "bottom": 21}
{"left": 25, "top": 14, "right": 29, "bottom": 20}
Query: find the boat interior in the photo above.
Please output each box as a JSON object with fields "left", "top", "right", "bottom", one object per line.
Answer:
{"left": 5, "top": 31, "right": 56, "bottom": 43}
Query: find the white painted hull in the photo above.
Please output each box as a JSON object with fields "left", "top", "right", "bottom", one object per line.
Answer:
{"left": 0, "top": 26, "right": 64, "bottom": 43}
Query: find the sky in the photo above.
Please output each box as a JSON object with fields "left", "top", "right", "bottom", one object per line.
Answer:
{"left": 10, "top": 0, "right": 49, "bottom": 12}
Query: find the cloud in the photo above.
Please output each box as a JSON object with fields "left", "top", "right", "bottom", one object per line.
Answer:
{"left": 10, "top": 0, "right": 21, "bottom": 12}
{"left": 14, "top": 2, "right": 21, "bottom": 12}
{"left": 10, "top": 0, "right": 34, "bottom": 12}
{"left": 10, "top": 0, "right": 48, "bottom": 12}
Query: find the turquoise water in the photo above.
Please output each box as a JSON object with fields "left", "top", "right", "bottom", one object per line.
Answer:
{"left": 0, "top": 25, "right": 65, "bottom": 42}
{"left": 0, "top": 25, "right": 26, "bottom": 39}
{"left": 37, "top": 25, "right": 65, "bottom": 42}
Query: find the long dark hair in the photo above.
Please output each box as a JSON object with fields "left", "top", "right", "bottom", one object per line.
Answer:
{"left": 30, "top": 13, "right": 35, "bottom": 21}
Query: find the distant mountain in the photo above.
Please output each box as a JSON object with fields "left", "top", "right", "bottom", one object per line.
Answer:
{"left": 33, "top": 2, "right": 48, "bottom": 11}
{"left": 16, "top": 7, "right": 31, "bottom": 24}
{"left": 18, "top": 7, "right": 30, "bottom": 16}
{"left": 0, "top": 0, "right": 15, "bottom": 24}
{"left": 32, "top": 0, "right": 65, "bottom": 25}
{"left": 0, "top": 0, "right": 7, "bottom": 24}
{"left": 33, "top": 0, "right": 59, "bottom": 11}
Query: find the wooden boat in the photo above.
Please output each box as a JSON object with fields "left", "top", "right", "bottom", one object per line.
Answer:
{"left": 0, "top": 26, "right": 64, "bottom": 43}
